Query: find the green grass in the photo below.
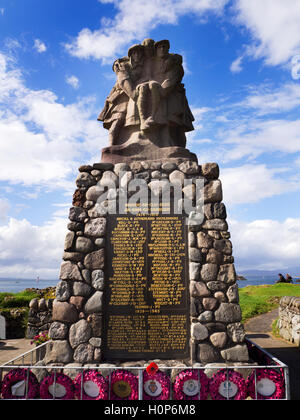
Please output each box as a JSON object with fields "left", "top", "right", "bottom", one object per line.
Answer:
{"left": 271, "top": 318, "right": 281, "bottom": 338}
{"left": 0, "top": 290, "right": 41, "bottom": 338}
{"left": 0, "top": 290, "right": 40, "bottom": 309}
{"left": 239, "top": 283, "right": 300, "bottom": 323}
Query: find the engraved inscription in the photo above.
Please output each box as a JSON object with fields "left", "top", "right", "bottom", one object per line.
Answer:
{"left": 149, "top": 219, "right": 186, "bottom": 309}
{"left": 109, "top": 218, "right": 147, "bottom": 308}
{"left": 103, "top": 215, "right": 189, "bottom": 359}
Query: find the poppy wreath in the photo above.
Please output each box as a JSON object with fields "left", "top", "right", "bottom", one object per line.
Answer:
{"left": 209, "top": 369, "right": 247, "bottom": 400}
{"left": 246, "top": 368, "right": 285, "bottom": 400}
{"left": 143, "top": 370, "right": 170, "bottom": 400}
{"left": 74, "top": 370, "right": 108, "bottom": 400}
{"left": 173, "top": 369, "right": 210, "bottom": 400}
{"left": 40, "top": 372, "right": 75, "bottom": 400}
{"left": 110, "top": 369, "right": 138, "bottom": 400}
{"left": 1, "top": 368, "right": 39, "bottom": 399}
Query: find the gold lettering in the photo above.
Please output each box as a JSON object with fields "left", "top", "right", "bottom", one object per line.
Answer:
{"left": 105, "top": 215, "right": 188, "bottom": 357}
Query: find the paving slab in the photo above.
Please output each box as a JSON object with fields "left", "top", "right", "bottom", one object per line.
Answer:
{"left": 0, "top": 338, "right": 33, "bottom": 365}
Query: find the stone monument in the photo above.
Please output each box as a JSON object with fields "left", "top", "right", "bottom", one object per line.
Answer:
{"left": 46, "top": 38, "right": 249, "bottom": 367}
{"left": 98, "top": 38, "right": 196, "bottom": 164}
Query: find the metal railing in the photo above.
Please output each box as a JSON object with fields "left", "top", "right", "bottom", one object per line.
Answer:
{"left": 0, "top": 340, "right": 48, "bottom": 368}
{"left": 0, "top": 338, "right": 290, "bottom": 400}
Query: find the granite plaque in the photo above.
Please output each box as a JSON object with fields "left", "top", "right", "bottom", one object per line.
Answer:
{"left": 103, "top": 214, "right": 189, "bottom": 360}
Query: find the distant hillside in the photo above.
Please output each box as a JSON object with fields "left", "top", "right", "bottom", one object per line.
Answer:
{"left": 239, "top": 267, "right": 300, "bottom": 277}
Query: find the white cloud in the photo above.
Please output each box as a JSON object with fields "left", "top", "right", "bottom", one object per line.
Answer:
{"left": 191, "top": 138, "right": 213, "bottom": 145}
{"left": 52, "top": 204, "right": 70, "bottom": 219}
{"left": 230, "top": 55, "right": 243, "bottom": 73}
{"left": 65, "top": 0, "right": 228, "bottom": 61}
{"left": 0, "top": 51, "right": 107, "bottom": 188}
{"left": 0, "top": 117, "right": 74, "bottom": 186}
{"left": 215, "top": 115, "right": 230, "bottom": 123}
{"left": 233, "top": 0, "right": 300, "bottom": 66}
{"left": 221, "top": 164, "right": 300, "bottom": 206}
{"left": 291, "top": 54, "right": 300, "bottom": 80}
{"left": 0, "top": 198, "right": 10, "bottom": 224}
{"left": 34, "top": 39, "right": 47, "bottom": 53}
{"left": 197, "top": 80, "right": 300, "bottom": 163}
{"left": 189, "top": 106, "right": 211, "bottom": 130}
{"left": 242, "top": 82, "right": 300, "bottom": 115}
{"left": 66, "top": 75, "right": 80, "bottom": 89}
{"left": 0, "top": 53, "right": 23, "bottom": 100}
{"left": 191, "top": 106, "right": 211, "bottom": 118}
{"left": 0, "top": 216, "right": 66, "bottom": 279}
{"left": 220, "top": 118, "right": 300, "bottom": 161}
{"left": 230, "top": 217, "right": 300, "bottom": 270}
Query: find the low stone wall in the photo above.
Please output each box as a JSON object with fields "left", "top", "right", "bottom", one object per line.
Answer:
{"left": 278, "top": 296, "right": 300, "bottom": 346}
{"left": 0, "top": 309, "right": 28, "bottom": 339}
{"left": 26, "top": 298, "right": 53, "bottom": 339}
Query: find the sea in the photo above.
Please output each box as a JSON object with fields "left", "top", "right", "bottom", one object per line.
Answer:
{"left": 237, "top": 274, "right": 290, "bottom": 288}
{"left": 0, "top": 274, "right": 299, "bottom": 293}
{"left": 0, "top": 278, "right": 59, "bottom": 293}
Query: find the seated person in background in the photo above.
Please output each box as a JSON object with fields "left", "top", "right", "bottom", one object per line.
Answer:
{"left": 285, "top": 274, "right": 293, "bottom": 283}
{"left": 276, "top": 273, "right": 285, "bottom": 283}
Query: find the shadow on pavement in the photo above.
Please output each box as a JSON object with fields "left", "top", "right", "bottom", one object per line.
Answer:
{"left": 247, "top": 333, "right": 270, "bottom": 339}
{"left": 0, "top": 345, "right": 18, "bottom": 351}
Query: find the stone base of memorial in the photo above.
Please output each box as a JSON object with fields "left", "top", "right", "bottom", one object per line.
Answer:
{"left": 46, "top": 159, "right": 249, "bottom": 366}
{"left": 101, "top": 137, "right": 198, "bottom": 165}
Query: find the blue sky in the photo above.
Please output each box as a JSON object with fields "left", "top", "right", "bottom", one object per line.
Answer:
{"left": 0, "top": 0, "right": 300, "bottom": 279}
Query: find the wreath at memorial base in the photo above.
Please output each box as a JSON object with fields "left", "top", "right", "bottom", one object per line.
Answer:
{"left": 143, "top": 370, "right": 170, "bottom": 400}
{"left": 1, "top": 368, "right": 39, "bottom": 399}
{"left": 74, "top": 370, "right": 108, "bottom": 400}
{"left": 110, "top": 369, "right": 138, "bottom": 400}
{"left": 246, "top": 368, "right": 285, "bottom": 400}
{"left": 209, "top": 369, "right": 247, "bottom": 400}
{"left": 40, "top": 372, "right": 75, "bottom": 400}
{"left": 173, "top": 369, "right": 210, "bottom": 400}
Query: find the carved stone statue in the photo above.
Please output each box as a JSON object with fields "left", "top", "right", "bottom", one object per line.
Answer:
{"left": 98, "top": 39, "right": 197, "bottom": 163}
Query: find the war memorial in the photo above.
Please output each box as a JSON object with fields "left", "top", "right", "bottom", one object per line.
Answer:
{"left": 47, "top": 38, "right": 249, "bottom": 366}
{"left": 0, "top": 38, "right": 291, "bottom": 401}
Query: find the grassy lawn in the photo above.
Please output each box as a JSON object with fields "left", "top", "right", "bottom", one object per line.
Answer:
{"left": 0, "top": 290, "right": 40, "bottom": 309}
{"left": 239, "top": 283, "right": 300, "bottom": 323}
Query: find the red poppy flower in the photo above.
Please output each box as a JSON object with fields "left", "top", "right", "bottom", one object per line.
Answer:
{"left": 146, "top": 362, "right": 159, "bottom": 376}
